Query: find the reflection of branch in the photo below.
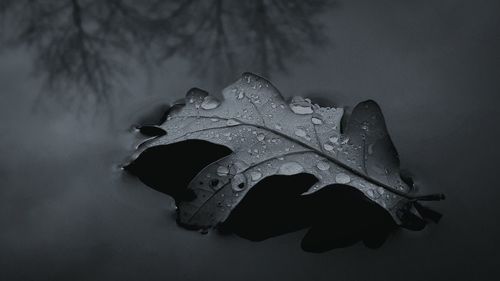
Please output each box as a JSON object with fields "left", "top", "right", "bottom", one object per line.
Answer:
{"left": 69, "top": 0, "right": 110, "bottom": 97}
{"left": 151, "top": 0, "right": 331, "bottom": 85}
{"left": 0, "top": 0, "right": 332, "bottom": 107}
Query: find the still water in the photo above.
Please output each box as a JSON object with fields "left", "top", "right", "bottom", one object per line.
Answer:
{"left": 1, "top": 0, "right": 499, "bottom": 280}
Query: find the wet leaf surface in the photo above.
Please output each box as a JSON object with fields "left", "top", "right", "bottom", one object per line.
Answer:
{"left": 125, "top": 73, "right": 443, "bottom": 250}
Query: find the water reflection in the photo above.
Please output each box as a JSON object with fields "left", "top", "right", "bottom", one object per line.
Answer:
{"left": 0, "top": 0, "right": 333, "bottom": 105}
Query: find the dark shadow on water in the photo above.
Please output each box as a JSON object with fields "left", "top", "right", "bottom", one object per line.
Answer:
{"left": 219, "top": 174, "right": 397, "bottom": 252}
{"left": 219, "top": 173, "right": 320, "bottom": 241}
{"left": 125, "top": 138, "right": 400, "bottom": 252}
{"left": 125, "top": 140, "right": 232, "bottom": 203}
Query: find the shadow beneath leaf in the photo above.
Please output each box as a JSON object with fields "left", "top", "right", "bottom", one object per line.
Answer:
{"left": 125, "top": 140, "right": 232, "bottom": 202}
{"left": 125, "top": 139, "right": 400, "bottom": 252}
{"left": 219, "top": 174, "right": 397, "bottom": 252}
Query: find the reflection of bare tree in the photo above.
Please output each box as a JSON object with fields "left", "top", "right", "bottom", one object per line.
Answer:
{"left": 0, "top": 0, "right": 332, "bottom": 104}
{"left": 1, "top": 0, "right": 155, "bottom": 105}
{"left": 151, "top": 0, "right": 331, "bottom": 85}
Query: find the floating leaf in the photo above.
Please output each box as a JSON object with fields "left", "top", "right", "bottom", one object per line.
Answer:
{"left": 126, "top": 73, "right": 443, "bottom": 234}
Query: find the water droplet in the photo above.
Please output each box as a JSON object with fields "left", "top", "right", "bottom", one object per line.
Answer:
{"left": 257, "top": 134, "right": 265, "bottom": 141}
{"left": 335, "top": 173, "right": 351, "bottom": 184}
{"left": 311, "top": 117, "right": 323, "bottom": 125}
{"left": 274, "top": 124, "right": 282, "bottom": 130}
{"left": 377, "top": 187, "right": 385, "bottom": 195}
{"left": 323, "top": 143, "right": 334, "bottom": 151}
{"left": 250, "top": 171, "right": 262, "bottom": 181}
{"left": 316, "top": 160, "right": 330, "bottom": 171}
{"left": 278, "top": 162, "right": 304, "bottom": 175}
{"left": 231, "top": 173, "right": 247, "bottom": 191}
{"left": 366, "top": 189, "right": 380, "bottom": 199}
{"left": 295, "top": 128, "right": 307, "bottom": 138}
{"left": 289, "top": 96, "right": 313, "bottom": 114}
{"left": 209, "top": 179, "right": 220, "bottom": 189}
{"left": 186, "top": 89, "right": 208, "bottom": 103}
{"left": 368, "top": 143, "right": 374, "bottom": 155}
{"left": 226, "top": 119, "right": 241, "bottom": 126}
{"left": 361, "top": 121, "right": 370, "bottom": 131}
{"left": 216, "top": 166, "right": 229, "bottom": 176}
{"left": 201, "top": 96, "right": 220, "bottom": 110}
{"left": 329, "top": 136, "right": 339, "bottom": 144}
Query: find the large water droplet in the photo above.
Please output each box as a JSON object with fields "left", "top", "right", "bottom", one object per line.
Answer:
{"left": 294, "top": 128, "right": 307, "bottom": 138}
{"left": 250, "top": 171, "right": 262, "bottom": 181}
{"left": 186, "top": 88, "right": 208, "bottom": 101}
{"left": 311, "top": 117, "right": 323, "bottom": 125}
{"left": 257, "top": 134, "right": 265, "bottom": 141}
{"left": 231, "top": 173, "right": 247, "bottom": 191}
{"left": 289, "top": 96, "right": 313, "bottom": 114}
{"left": 316, "top": 160, "right": 330, "bottom": 171}
{"left": 216, "top": 166, "right": 229, "bottom": 176}
{"left": 335, "top": 173, "right": 351, "bottom": 184}
{"left": 323, "top": 143, "right": 334, "bottom": 151}
{"left": 201, "top": 96, "right": 220, "bottom": 110}
{"left": 278, "top": 162, "right": 304, "bottom": 175}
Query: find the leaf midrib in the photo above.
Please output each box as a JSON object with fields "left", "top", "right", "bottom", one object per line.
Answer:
{"left": 168, "top": 114, "right": 416, "bottom": 200}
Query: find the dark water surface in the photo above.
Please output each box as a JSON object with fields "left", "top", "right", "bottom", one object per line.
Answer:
{"left": 1, "top": 1, "right": 500, "bottom": 280}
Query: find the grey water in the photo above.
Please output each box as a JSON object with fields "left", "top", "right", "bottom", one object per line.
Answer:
{"left": 1, "top": 0, "right": 499, "bottom": 280}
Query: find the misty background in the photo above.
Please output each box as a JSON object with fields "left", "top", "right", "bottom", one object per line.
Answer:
{"left": 1, "top": 0, "right": 499, "bottom": 280}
